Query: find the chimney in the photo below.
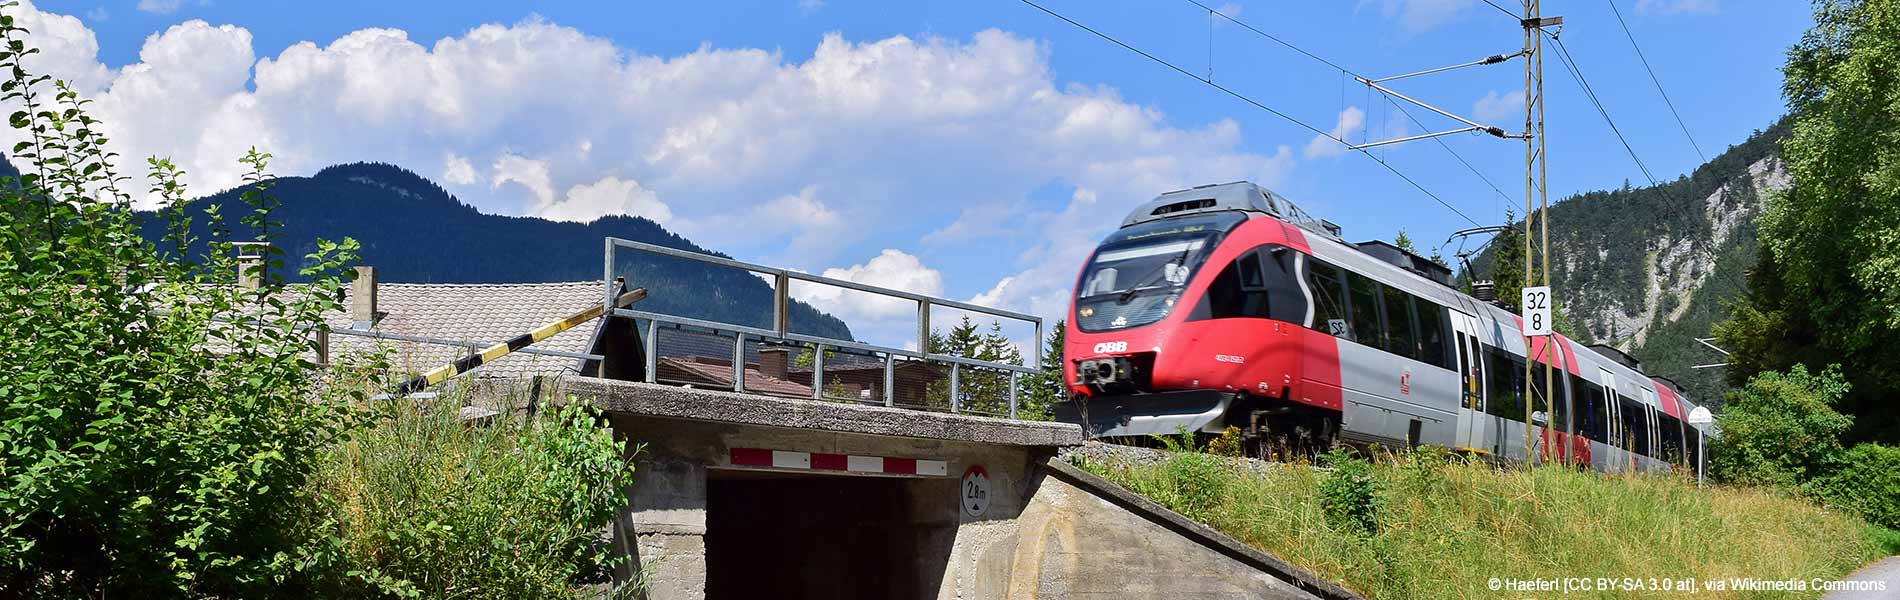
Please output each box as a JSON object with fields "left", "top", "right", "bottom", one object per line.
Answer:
{"left": 234, "top": 242, "right": 270, "bottom": 290}
{"left": 758, "top": 347, "right": 791, "bottom": 380}
{"left": 352, "top": 266, "right": 378, "bottom": 329}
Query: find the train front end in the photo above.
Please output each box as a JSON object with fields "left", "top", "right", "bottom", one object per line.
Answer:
{"left": 1055, "top": 182, "right": 1322, "bottom": 439}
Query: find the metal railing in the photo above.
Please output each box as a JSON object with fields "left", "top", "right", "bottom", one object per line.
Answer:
{"left": 603, "top": 238, "right": 1042, "bottom": 418}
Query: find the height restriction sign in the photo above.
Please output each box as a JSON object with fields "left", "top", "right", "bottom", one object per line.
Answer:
{"left": 1521, "top": 286, "right": 1553, "bottom": 337}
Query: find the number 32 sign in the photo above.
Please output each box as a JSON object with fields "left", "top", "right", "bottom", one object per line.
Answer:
{"left": 1521, "top": 286, "right": 1553, "bottom": 337}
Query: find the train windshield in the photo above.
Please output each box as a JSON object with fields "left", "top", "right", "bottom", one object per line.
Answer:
{"left": 1074, "top": 212, "right": 1244, "bottom": 332}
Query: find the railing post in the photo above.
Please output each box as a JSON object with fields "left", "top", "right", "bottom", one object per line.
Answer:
{"left": 643, "top": 319, "right": 659, "bottom": 384}
{"left": 1008, "top": 370, "right": 1019, "bottom": 419}
{"left": 811, "top": 344, "right": 825, "bottom": 400}
{"left": 732, "top": 333, "right": 746, "bottom": 394}
{"left": 883, "top": 354, "right": 895, "bottom": 407}
{"left": 774, "top": 271, "right": 790, "bottom": 337}
{"left": 949, "top": 362, "right": 960, "bottom": 414}
{"left": 917, "top": 300, "right": 930, "bottom": 355}
{"left": 1034, "top": 320, "right": 1045, "bottom": 370}
{"left": 603, "top": 238, "right": 616, "bottom": 313}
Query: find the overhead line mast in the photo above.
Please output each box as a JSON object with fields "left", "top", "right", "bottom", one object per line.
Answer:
{"left": 1522, "top": 0, "right": 1558, "bottom": 467}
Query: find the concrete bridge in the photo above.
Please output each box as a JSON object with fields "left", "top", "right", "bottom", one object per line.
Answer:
{"left": 554, "top": 376, "right": 1358, "bottom": 600}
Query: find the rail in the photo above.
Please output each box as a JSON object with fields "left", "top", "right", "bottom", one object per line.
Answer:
{"left": 603, "top": 238, "right": 1043, "bottom": 418}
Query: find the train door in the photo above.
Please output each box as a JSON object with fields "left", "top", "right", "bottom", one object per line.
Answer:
{"left": 1597, "top": 368, "right": 1623, "bottom": 472}
{"left": 1450, "top": 312, "right": 1488, "bottom": 455}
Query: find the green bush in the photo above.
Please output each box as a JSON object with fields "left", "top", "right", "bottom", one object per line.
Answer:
{"left": 1807, "top": 443, "right": 1900, "bottom": 529}
{"left": 0, "top": 12, "right": 364, "bottom": 594}
{"left": 1318, "top": 449, "right": 1379, "bottom": 535}
{"left": 318, "top": 395, "right": 639, "bottom": 599}
{"left": 1710, "top": 364, "right": 1852, "bottom": 488}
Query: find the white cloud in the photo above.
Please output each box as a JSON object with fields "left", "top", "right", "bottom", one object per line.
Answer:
{"left": 85, "top": 6, "right": 107, "bottom": 22}
{"left": 490, "top": 153, "right": 553, "bottom": 211}
{"left": 1361, "top": 0, "right": 1475, "bottom": 34}
{"left": 136, "top": 0, "right": 183, "bottom": 15}
{"left": 792, "top": 249, "right": 945, "bottom": 324}
{"left": 0, "top": 3, "right": 1304, "bottom": 328}
{"left": 1305, "top": 106, "right": 1363, "bottom": 159}
{"left": 11, "top": 1, "right": 113, "bottom": 92}
{"left": 1636, "top": 0, "right": 1716, "bottom": 15}
{"left": 538, "top": 176, "right": 672, "bottom": 224}
{"left": 441, "top": 151, "right": 478, "bottom": 185}
{"left": 798, "top": 0, "right": 825, "bottom": 15}
{"left": 1472, "top": 89, "right": 1524, "bottom": 125}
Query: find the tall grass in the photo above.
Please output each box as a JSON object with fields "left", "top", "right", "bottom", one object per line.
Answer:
{"left": 313, "top": 385, "right": 640, "bottom": 599}
{"left": 1076, "top": 449, "right": 1884, "bottom": 599}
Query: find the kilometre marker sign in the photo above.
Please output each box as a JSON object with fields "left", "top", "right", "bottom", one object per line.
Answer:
{"left": 1521, "top": 286, "right": 1553, "bottom": 337}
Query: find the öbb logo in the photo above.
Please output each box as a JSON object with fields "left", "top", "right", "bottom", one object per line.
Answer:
{"left": 1092, "top": 341, "right": 1128, "bottom": 354}
{"left": 1399, "top": 370, "right": 1412, "bottom": 396}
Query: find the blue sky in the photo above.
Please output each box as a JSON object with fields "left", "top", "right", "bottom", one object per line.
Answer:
{"left": 28, "top": 0, "right": 1807, "bottom": 343}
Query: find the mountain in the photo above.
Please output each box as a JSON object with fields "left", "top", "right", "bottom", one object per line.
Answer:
{"left": 132, "top": 162, "right": 853, "bottom": 341}
{"left": 1470, "top": 119, "right": 1791, "bottom": 409}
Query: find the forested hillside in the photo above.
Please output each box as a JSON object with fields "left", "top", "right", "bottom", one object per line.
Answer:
{"left": 1471, "top": 119, "right": 1790, "bottom": 408}
{"left": 130, "top": 162, "right": 853, "bottom": 340}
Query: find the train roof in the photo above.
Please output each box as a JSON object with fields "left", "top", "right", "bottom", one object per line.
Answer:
{"left": 1124, "top": 182, "right": 1344, "bottom": 242}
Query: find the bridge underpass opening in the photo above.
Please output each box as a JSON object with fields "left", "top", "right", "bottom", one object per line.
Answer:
{"left": 704, "top": 469, "right": 954, "bottom": 600}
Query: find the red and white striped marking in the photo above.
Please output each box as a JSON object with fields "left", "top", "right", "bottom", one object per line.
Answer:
{"left": 728, "top": 448, "right": 948, "bottom": 477}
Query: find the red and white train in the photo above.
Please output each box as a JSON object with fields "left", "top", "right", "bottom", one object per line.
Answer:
{"left": 1055, "top": 182, "right": 1707, "bottom": 473}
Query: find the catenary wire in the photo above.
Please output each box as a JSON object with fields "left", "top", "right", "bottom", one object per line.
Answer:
{"left": 1170, "top": 0, "right": 1512, "bottom": 225}
{"left": 1021, "top": 0, "right": 1486, "bottom": 227}
{"left": 1184, "top": 0, "right": 1516, "bottom": 218}
{"left": 1480, "top": 0, "right": 1520, "bottom": 19}
{"left": 1606, "top": 0, "right": 1707, "bottom": 162}
{"left": 1544, "top": 29, "right": 1708, "bottom": 259}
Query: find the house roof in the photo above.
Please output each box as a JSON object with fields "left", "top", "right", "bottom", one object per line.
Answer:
{"left": 656, "top": 356, "right": 814, "bottom": 397}
{"left": 325, "top": 281, "right": 605, "bottom": 380}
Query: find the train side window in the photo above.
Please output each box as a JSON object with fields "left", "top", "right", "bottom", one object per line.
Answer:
{"left": 1198, "top": 254, "right": 1258, "bottom": 320}
{"left": 1414, "top": 299, "right": 1449, "bottom": 369}
{"left": 1530, "top": 369, "right": 1565, "bottom": 430}
{"left": 1234, "top": 251, "right": 1271, "bottom": 318}
{"left": 1380, "top": 284, "right": 1418, "bottom": 360}
{"left": 1619, "top": 396, "right": 1649, "bottom": 457}
{"left": 1571, "top": 375, "right": 1607, "bottom": 443}
{"left": 1307, "top": 260, "right": 1350, "bottom": 337}
{"left": 1238, "top": 250, "right": 1266, "bottom": 288}
{"left": 1484, "top": 348, "right": 1523, "bottom": 421}
{"left": 1534, "top": 375, "right": 1567, "bottom": 431}
{"left": 1346, "top": 272, "right": 1382, "bottom": 346}
{"left": 1263, "top": 248, "right": 1306, "bottom": 323}
{"left": 1659, "top": 414, "right": 1685, "bottom": 464}
{"left": 1195, "top": 249, "right": 1288, "bottom": 321}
